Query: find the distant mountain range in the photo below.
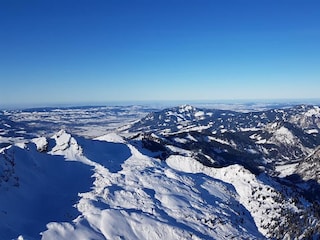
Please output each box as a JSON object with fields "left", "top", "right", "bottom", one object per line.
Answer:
{"left": 124, "top": 104, "right": 320, "bottom": 174}
{"left": 0, "top": 104, "right": 319, "bottom": 239}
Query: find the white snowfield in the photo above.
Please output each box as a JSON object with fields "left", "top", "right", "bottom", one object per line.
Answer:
{"left": 0, "top": 130, "right": 268, "bottom": 240}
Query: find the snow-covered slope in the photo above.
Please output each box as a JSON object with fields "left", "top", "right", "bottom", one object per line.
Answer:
{"left": 166, "top": 155, "right": 320, "bottom": 239}
{"left": 0, "top": 140, "right": 93, "bottom": 240}
{"left": 296, "top": 147, "right": 320, "bottom": 184}
{"left": 125, "top": 105, "right": 320, "bottom": 173}
{"left": 1, "top": 131, "right": 264, "bottom": 240}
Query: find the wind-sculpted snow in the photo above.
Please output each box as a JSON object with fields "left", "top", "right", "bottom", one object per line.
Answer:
{"left": 0, "top": 130, "right": 265, "bottom": 239}
{"left": 43, "top": 136, "right": 264, "bottom": 240}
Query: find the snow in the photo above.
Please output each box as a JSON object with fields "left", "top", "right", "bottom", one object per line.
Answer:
{"left": 246, "top": 148, "right": 259, "bottom": 154}
{"left": 250, "top": 134, "right": 268, "bottom": 144}
{"left": 0, "top": 143, "right": 93, "bottom": 240}
{"left": 186, "top": 134, "right": 198, "bottom": 142}
{"left": 0, "top": 130, "right": 266, "bottom": 239}
{"left": 194, "top": 111, "right": 204, "bottom": 117}
{"left": 173, "top": 137, "right": 188, "bottom": 144}
{"left": 178, "top": 104, "right": 195, "bottom": 113}
{"left": 1, "top": 104, "right": 319, "bottom": 239}
{"left": 275, "top": 163, "right": 299, "bottom": 177}
{"left": 306, "top": 129, "right": 319, "bottom": 134}
{"left": 207, "top": 136, "right": 231, "bottom": 146}
{"left": 270, "top": 126, "right": 296, "bottom": 145}
{"left": 166, "top": 145, "right": 192, "bottom": 156}
{"left": 14, "top": 142, "right": 27, "bottom": 149}
{"left": 240, "top": 127, "right": 261, "bottom": 132}
{"left": 179, "top": 125, "right": 210, "bottom": 133}
{"left": 49, "top": 130, "right": 83, "bottom": 160}
{"left": 5, "top": 105, "right": 154, "bottom": 138}
{"left": 304, "top": 106, "right": 320, "bottom": 117}
{"left": 166, "top": 155, "right": 294, "bottom": 238}
{"left": 31, "top": 137, "right": 48, "bottom": 152}
{"left": 94, "top": 132, "right": 125, "bottom": 143}
{"left": 256, "top": 139, "right": 267, "bottom": 144}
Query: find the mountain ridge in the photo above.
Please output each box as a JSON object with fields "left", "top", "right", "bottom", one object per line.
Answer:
{"left": 0, "top": 104, "right": 320, "bottom": 239}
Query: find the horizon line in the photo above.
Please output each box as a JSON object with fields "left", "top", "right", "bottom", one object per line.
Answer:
{"left": 1, "top": 98, "right": 320, "bottom": 111}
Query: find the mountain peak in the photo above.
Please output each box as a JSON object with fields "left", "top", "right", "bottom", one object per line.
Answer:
{"left": 178, "top": 104, "right": 197, "bottom": 113}
{"left": 50, "top": 129, "right": 83, "bottom": 158}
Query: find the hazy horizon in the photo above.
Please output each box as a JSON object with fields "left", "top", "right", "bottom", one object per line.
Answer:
{"left": 2, "top": 98, "right": 320, "bottom": 111}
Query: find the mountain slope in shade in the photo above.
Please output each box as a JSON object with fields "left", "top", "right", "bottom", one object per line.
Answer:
{"left": 0, "top": 141, "right": 93, "bottom": 239}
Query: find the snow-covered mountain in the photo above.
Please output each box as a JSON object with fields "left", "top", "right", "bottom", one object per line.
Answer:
{"left": 296, "top": 146, "right": 320, "bottom": 184}
{"left": 124, "top": 104, "right": 320, "bottom": 170}
{"left": 0, "top": 104, "right": 320, "bottom": 239}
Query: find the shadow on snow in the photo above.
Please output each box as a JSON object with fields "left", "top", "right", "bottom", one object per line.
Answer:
{"left": 0, "top": 144, "right": 93, "bottom": 240}
{"left": 76, "top": 136, "right": 132, "bottom": 173}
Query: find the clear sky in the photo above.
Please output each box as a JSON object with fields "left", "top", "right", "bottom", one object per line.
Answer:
{"left": 1, "top": 0, "right": 320, "bottom": 107}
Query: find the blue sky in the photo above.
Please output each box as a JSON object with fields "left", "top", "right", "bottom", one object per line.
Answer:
{"left": 1, "top": 0, "right": 320, "bottom": 107}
